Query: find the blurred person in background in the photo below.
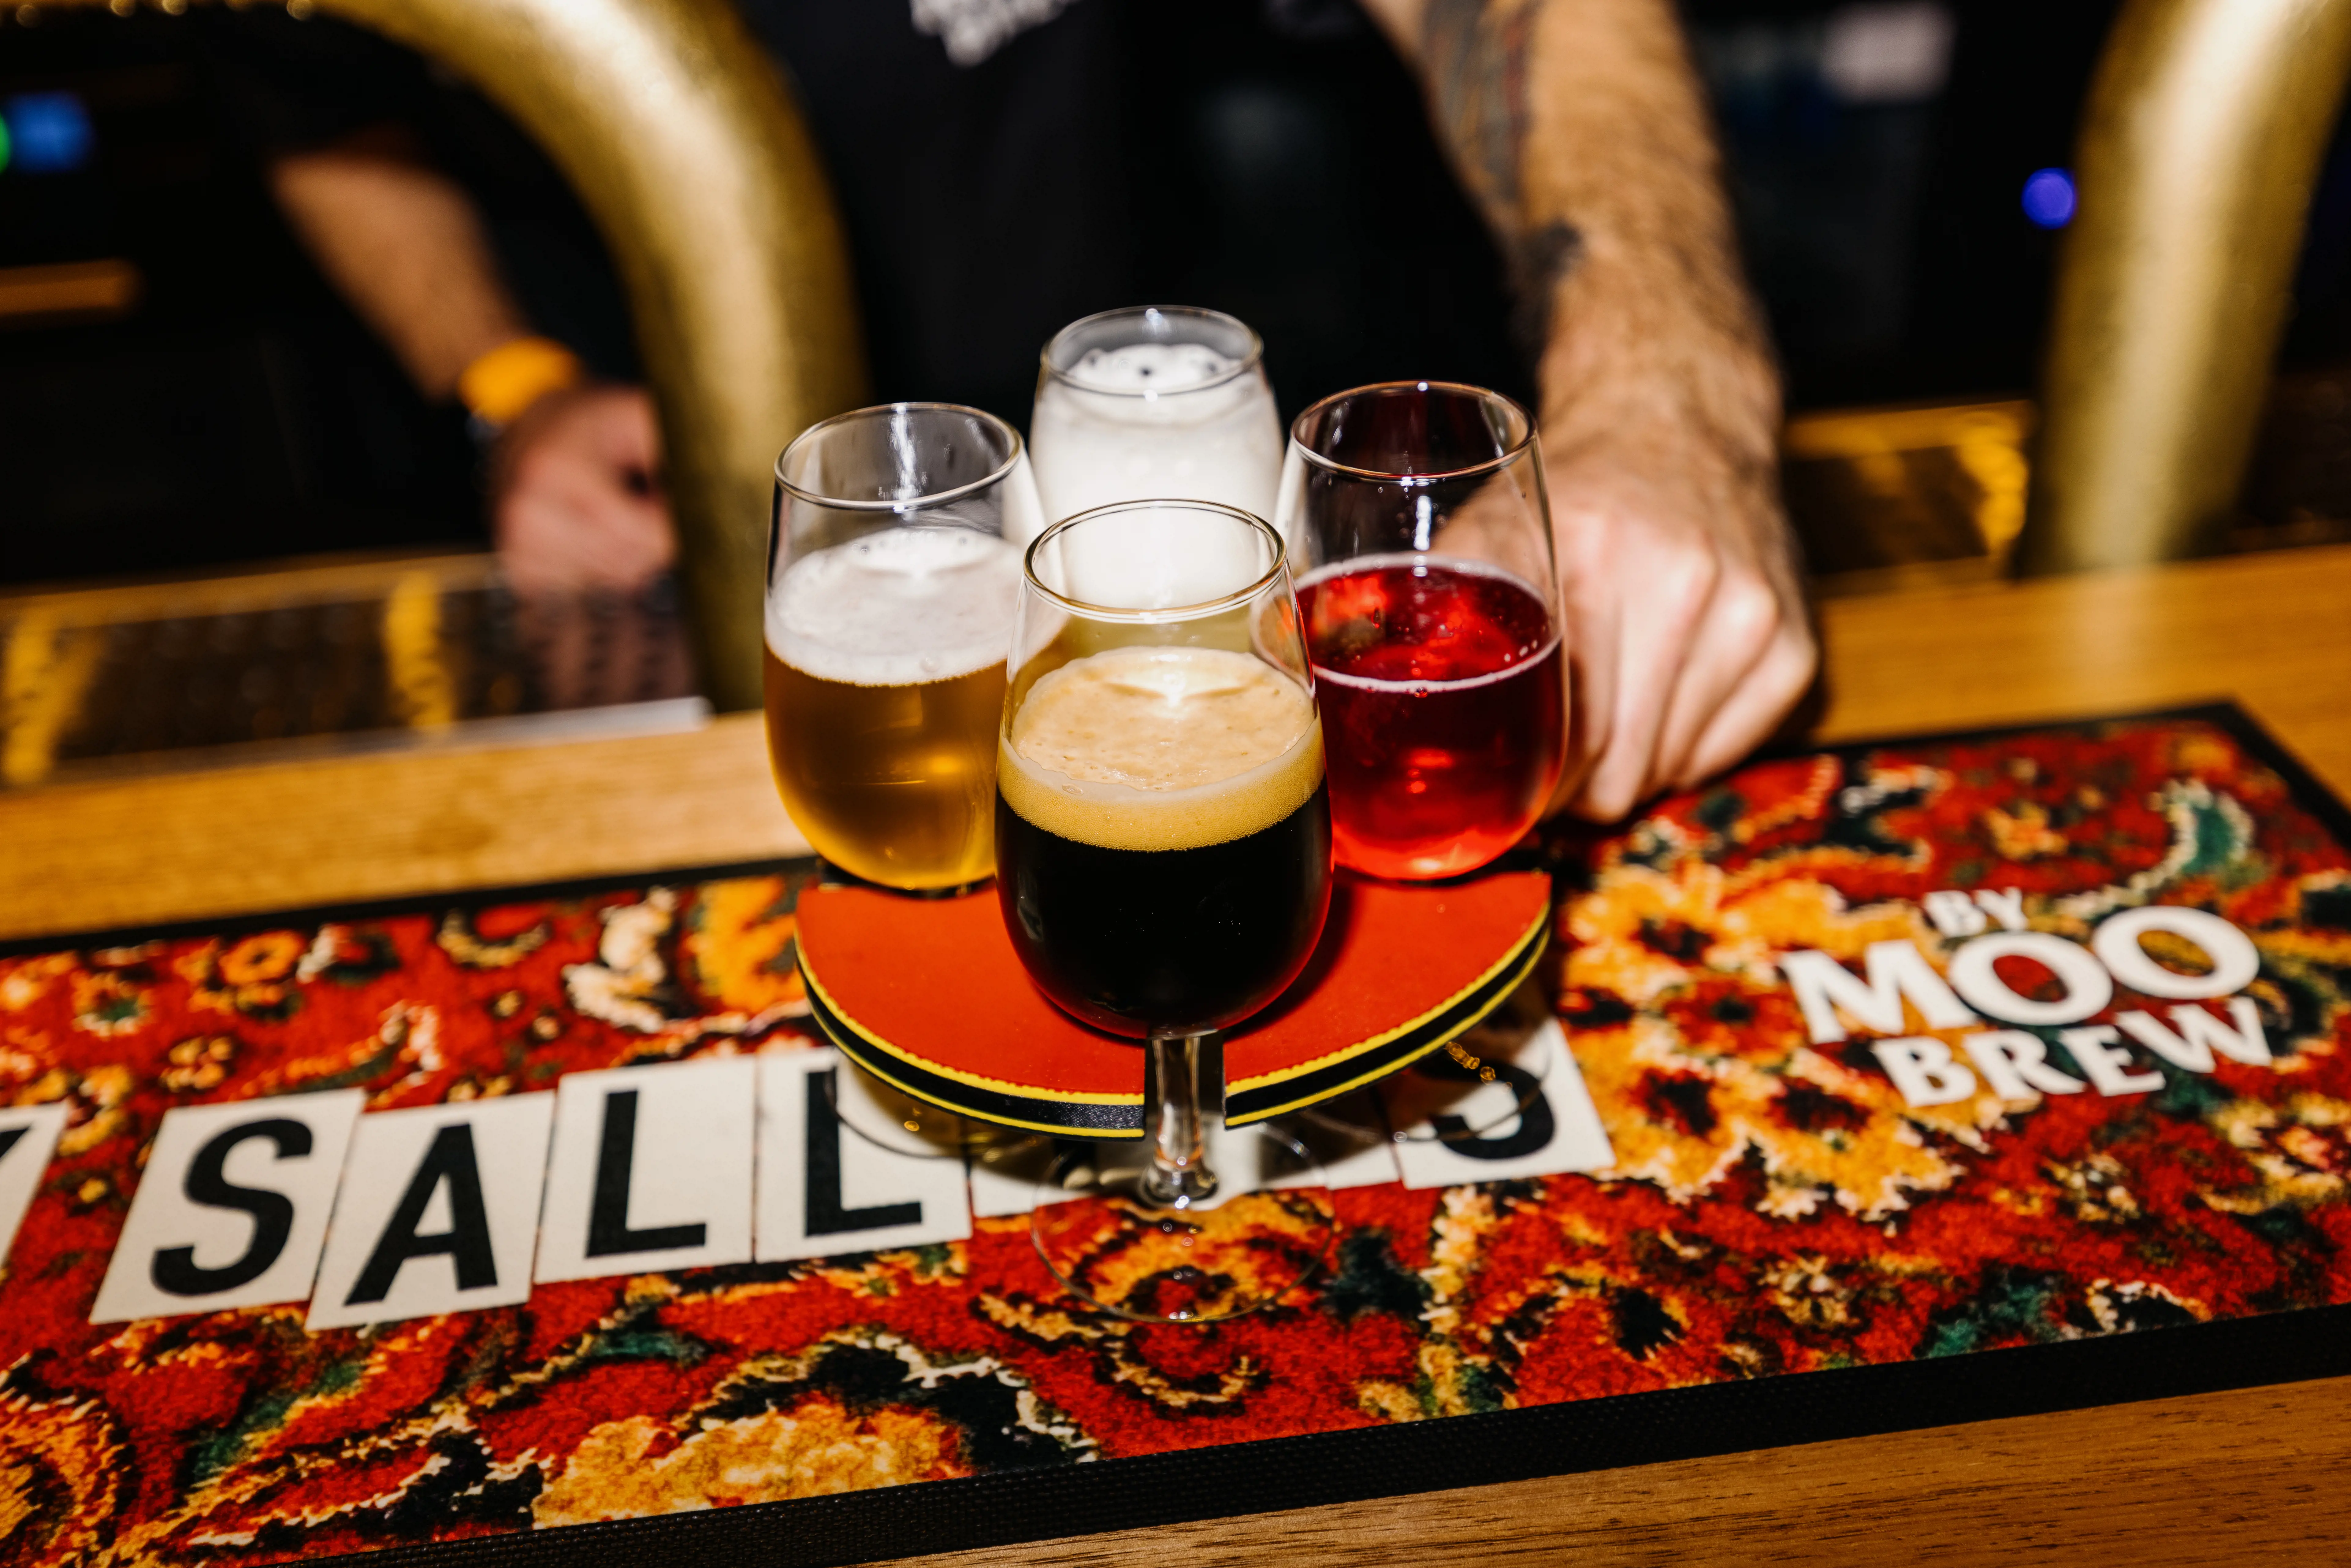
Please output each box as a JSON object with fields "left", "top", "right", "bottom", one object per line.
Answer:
{"left": 225, "top": 0, "right": 1814, "bottom": 822}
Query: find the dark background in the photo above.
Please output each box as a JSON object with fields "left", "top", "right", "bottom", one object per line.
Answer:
{"left": 2, "top": 0, "right": 2345, "bottom": 588}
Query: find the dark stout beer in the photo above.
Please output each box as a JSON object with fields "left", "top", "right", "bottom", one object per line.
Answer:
{"left": 995, "top": 644, "right": 1331, "bottom": 1037}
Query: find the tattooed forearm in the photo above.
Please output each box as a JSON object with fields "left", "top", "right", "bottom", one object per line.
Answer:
{"left": 1505, "top": 220, "right": 1582, "bottom": 365}
{"left": 1383, "top": 0, "right": 1777, "bottom": 462}
{"left": 1410, "top": 0, "right": 1580, "bottom": 355}
{"left": 1421, "top": 0, "right": 1585, "bottom": 355}
{"left": 1367, "top": 0, "right": 1813, "bottom": 819}
{"left": 1421, "top": 0, "right": 1533, "bottom": 225}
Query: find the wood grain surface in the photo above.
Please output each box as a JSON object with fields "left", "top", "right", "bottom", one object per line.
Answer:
{"left": 0, "top": 713, "right": 808, "bottom": 943}
{"left": 4, "top": 544, "right": 2346, "bottom": 944}
{"left": 894, "top": 1374, "right": 2351, "bottom": 1567}
{"left": 2, "top": 545, "right": 2348, "bottom": 1562}
{"left": 1810, "top": 542, "right": 2351, "bottom": 789}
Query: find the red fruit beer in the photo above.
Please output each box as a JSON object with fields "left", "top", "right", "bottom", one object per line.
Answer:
{"left": 1298, "top": 556, "right": 1565, "bottom": 879}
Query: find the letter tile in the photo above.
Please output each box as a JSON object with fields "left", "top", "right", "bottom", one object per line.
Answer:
{"left": 92, "top": 1091, "right": 365, "bottom": 1324}
{"left": 307, "top": 1093, "right": 555, "bottom": 1330}
{"left": 756, "top": 1051, "right": 969, "bottom": 1261}
{"left": 1392, "top": 1021, "right": 1617, "bottom": 1190}
{"left": 536, "top": 1057, "right": 757, "bottom": 1282}
{"left": 0, "top": 1104, "right": 69, "bottom": 1273}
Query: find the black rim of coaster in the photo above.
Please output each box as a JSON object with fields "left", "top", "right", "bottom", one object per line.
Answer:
{"left": 12, "top": 700, "right": 2351, "bottom": 1567}
{"left": 1228, "top": 912, "right": 1548, "bottom": 1122}
{"left": 806, "top": 971, "right": 1144, "bottom": 1136}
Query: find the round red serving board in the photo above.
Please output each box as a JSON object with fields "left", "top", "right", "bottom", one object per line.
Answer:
{"left": 795, "top": 869, "right": 1551, "bottom": 1136}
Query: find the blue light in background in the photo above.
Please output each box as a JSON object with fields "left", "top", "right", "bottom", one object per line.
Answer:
{"left": 2, "top": 92, "right": 96, "bottom": 175}
{"left": 2022, "top": 167, "right": 2077, "bottom": 229}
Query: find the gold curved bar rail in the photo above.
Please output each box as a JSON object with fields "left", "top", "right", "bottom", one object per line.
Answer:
{"left": 12, "top": 0, "right": 866, "bottom": 711}
{"left": 2023, "top": 0, "right": 2351, "bottom": 575}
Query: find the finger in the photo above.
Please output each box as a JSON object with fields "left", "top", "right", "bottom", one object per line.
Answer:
{"left": 1646, "top": 571, "right": 1782, "bottom": 791}
{"left": 1546, "top": 546, "right": 1620, "bottom": 817}
{"left": 1570, "top": 550, "right": 1716, "bottom": 821}
{"left": 1568, "top": 630, "right": 1676, "bottom": 822}
{"left": 505, "top": 468, "right": 675, "bottom": 593}
{"left": 595, "top": 388, "right": 666, "bottom": 476}
{"left": 1677, "top": 620, "right": 1820, "bottom": 786}
{"left": 1570, "top": 526, "right": 1721, "bottom": 823}
{"left": 570, "top": 492, "right": 676, "bottom": 588}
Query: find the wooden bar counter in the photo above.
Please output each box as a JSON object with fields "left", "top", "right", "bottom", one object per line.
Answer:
{"left": 4, "top": 543, "right": 2349, "bottom": 1564}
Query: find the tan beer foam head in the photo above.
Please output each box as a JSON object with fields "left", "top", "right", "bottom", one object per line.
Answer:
{"left": 1000, "top": 646, "right": 1323, "bottom": 852}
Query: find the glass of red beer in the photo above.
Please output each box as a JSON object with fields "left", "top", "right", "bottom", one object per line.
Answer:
{"left": 1275, "top": 382, "right": 1566, "bottom": 881}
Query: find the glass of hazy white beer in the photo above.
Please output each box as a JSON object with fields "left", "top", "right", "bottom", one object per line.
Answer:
{"left": 766, "top": 404, "right": 1043, "bottom": 893}
{"left": 1028, "top": 306, "right": 1284, "bottom": 525}
{"left": 1001, "top": 499, "right": 1338, "bottom": 1321}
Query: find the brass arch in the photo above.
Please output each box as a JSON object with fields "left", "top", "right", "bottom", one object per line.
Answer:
{"left": 16, "top": 0, "right": 866, "bottom": 710}
{"left": 2022, "top": 0, "right": 2351, "bottom": 575}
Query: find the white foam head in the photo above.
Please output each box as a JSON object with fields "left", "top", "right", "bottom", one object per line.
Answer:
{"left": 767, "top": 527, "right": 1020, "bottom": 686}
{"left": 1030, "top": 343, "right": 1283, "bottom": 525}
{"left": 1064, "top": 343, "right": 1243, "bottom": 395}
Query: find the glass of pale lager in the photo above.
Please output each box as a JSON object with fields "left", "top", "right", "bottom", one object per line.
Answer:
{"left": 767, "top": 403, "right": 1044, "bottom": 892}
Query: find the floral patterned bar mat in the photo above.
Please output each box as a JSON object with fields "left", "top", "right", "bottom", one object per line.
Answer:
{"left": 1, "top": 703, "right": 2347, "bottom": 1568}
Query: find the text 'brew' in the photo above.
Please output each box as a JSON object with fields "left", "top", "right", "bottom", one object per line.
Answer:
{"left": 996, "top": 645, "right": 1331, "bottom": 1037}
{"left": 765, "top": 527, "right": 1019, "bottom": 890}
{"left": 1300, "top": 556, "right": 1564, "bottom": 879}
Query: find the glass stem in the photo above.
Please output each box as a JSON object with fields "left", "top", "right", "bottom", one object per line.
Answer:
{"left": 1141, "top": 1031, "right": 1220, "bottom": 1207}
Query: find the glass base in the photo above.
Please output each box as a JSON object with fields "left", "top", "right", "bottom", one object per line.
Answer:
{"left": 1030, "top": 1123, "right": 1335, "bottom": 1323}
{"left": 1303, "top": 973, "right": 1554, "bottom": 1144}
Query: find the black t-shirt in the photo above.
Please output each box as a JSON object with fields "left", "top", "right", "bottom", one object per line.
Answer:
{"left": 199, "top": 0, "right": 1529, "bottom": 428}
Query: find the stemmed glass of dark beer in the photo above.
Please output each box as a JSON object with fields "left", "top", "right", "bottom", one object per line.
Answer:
{"left": 997, "top": 499, "right": 1338, "bottom": 1321}
{"left": 1275, "top": 383, "right": 1568, "bottom": 1144}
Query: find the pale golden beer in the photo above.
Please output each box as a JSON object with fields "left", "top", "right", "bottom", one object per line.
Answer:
{"left": 763, "top": 653, "right": 1006, "bottom": 889}
{"left": 763, "top": 524, "right": 1020, "bottom": 889}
